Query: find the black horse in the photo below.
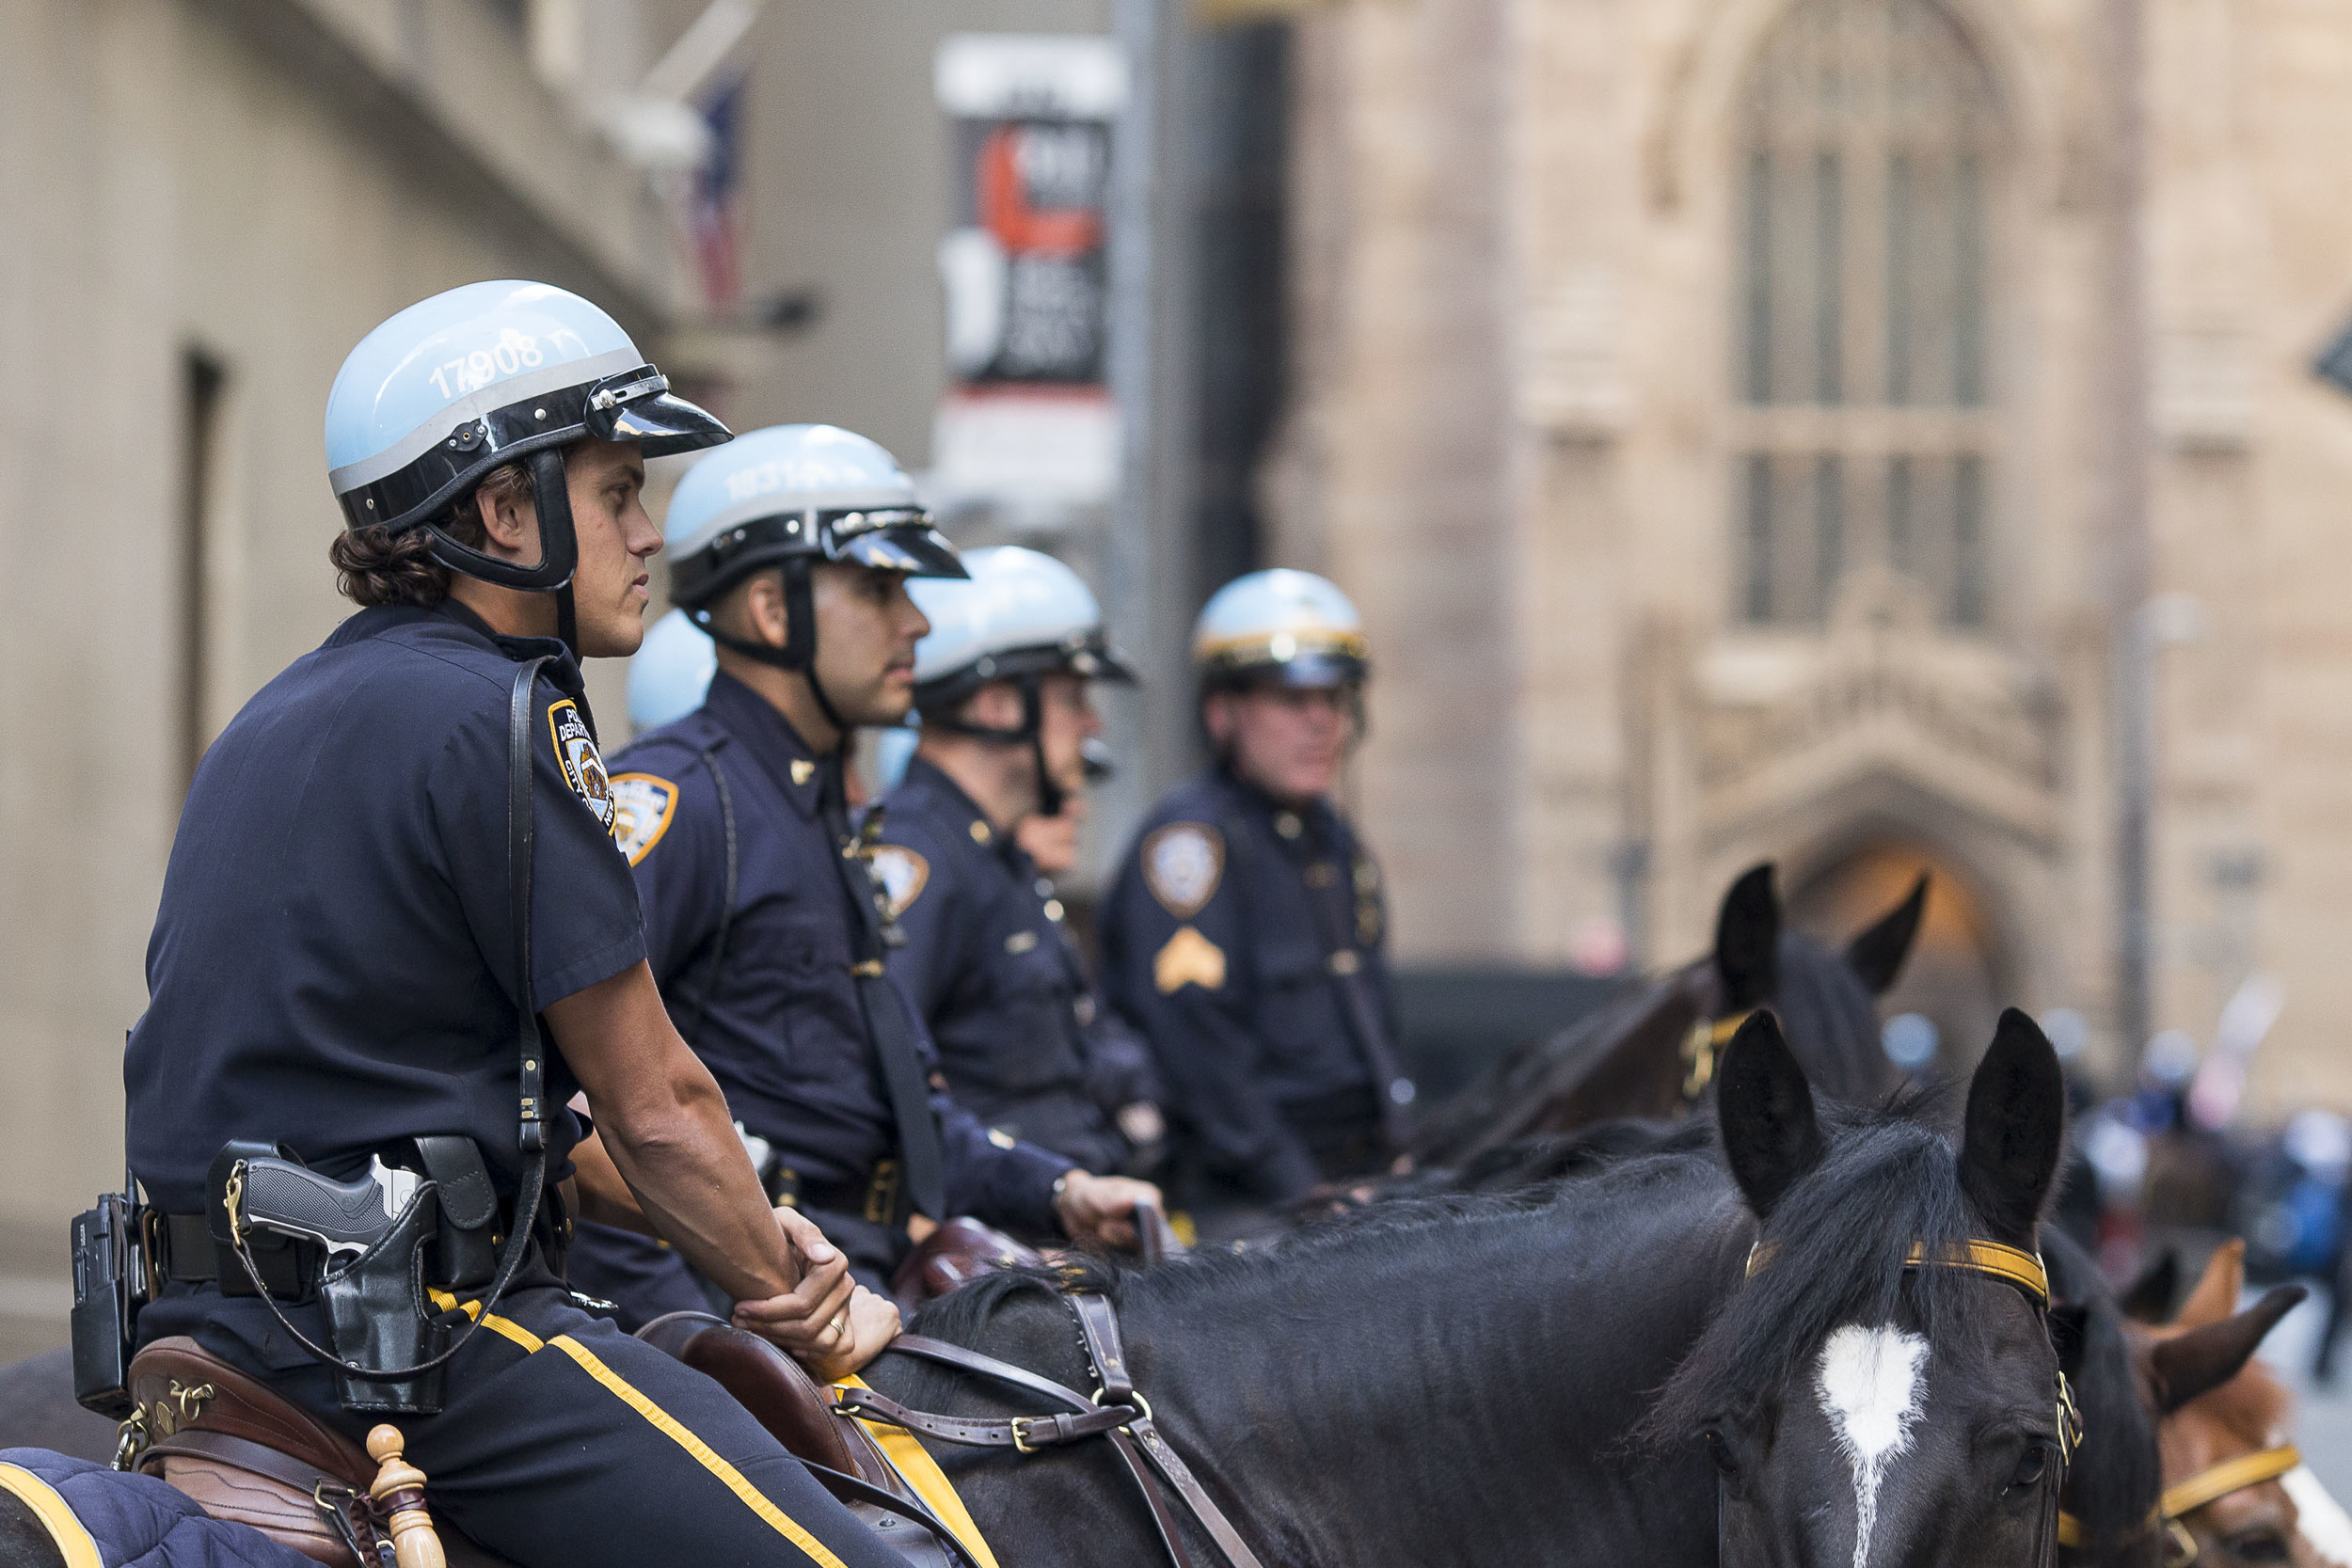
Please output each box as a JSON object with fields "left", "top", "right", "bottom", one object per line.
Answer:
{"left": 856, "top": 1006, "right": 2066, "bottom": 1567}
{"left": 1411, "top": 863, "right": 1925, "bottom": 1168}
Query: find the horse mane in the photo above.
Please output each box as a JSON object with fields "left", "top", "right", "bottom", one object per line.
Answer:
{"left": 910, "top": 1148, "right": 1735, "bottom": 1355}
{"left": 1639, "top": 1086, "right": 2012, "bottom": 1449}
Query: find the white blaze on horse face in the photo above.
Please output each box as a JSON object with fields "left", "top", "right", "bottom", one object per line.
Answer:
{"left": 1815, "top": 1323, "right": 1930, "bottom": 1568}
{"left": 2281, "top": 1466, "right": 2352, "bottom": 1568}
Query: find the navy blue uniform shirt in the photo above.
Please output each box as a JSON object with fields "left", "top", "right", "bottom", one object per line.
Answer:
{"left": 1100, "top": 768, "right": 1396, "bottom": 1202}
{"left": 603, "top": 672, "right": 1067, "bottom": 1233}
{"left": 127, "top": 603, "right": 643, "bottom": 1217}
{"left": 871, "top": 757, "right": 1160, "bottom": 1176}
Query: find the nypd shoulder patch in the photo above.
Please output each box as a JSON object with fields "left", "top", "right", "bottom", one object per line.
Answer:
{"left": 868, "top": 845, "right": 931, "bottom": 920}
{"left": 1142, "top": 823, "right": 1224, "bottom": 919}
{"left": 547, "top": 700, "right": 616, "bottom": 836}
{"left": 611, "top": 773, "right": 680, "bottom": 866}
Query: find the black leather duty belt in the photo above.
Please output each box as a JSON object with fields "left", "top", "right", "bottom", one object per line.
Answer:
{"left": 150, "top": 1195, "right": 568, "bottom": 1293}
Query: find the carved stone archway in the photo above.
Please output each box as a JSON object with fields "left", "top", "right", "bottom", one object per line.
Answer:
{"left": 1787, "top": 840, "right": 2010, "bottom": 1069}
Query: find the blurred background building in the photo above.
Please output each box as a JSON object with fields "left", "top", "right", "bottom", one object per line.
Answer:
{"left": 1270, "top": 0, "right": 2352, "bottom": 1111}
{"left": 8, "top": 0, "right": 2352, "bottom": 1350}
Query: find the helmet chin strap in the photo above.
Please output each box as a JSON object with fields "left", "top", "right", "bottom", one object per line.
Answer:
{"left": 924, "top": 674, "right": 1062, "bottom": 819}
{"left": 696, "top": 557, "right": 848, "bottom": 741}
{"left": 532, "top": 449, "right": 582, "bottom": 663}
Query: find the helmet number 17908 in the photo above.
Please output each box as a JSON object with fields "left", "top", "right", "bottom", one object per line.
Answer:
{"left": 425, "top": 331, "right": 548, "bottom": 400}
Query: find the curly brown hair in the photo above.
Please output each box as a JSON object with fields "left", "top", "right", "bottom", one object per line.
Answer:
{"left": 328, "top": 461, "right": 532, "bottom": 608}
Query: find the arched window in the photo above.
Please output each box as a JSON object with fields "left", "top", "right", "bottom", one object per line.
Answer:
{"left": 1733, "top": 0, "right": 2001, "bottom": 627}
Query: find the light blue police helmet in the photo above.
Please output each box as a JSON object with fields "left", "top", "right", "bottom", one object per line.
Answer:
{"left": 907, "top": 546, "right": 1136, "bottom": 714}
{"left": 869, "top": 724, "right": 921, "bottom": 793}
{"left": 627, "top": 609, "right": 718, "bottom": 730}
{"left": 1191, "top": 568, "right": 1369, "bottom": 690}
{"left": 663, "top": 424, "right": 965, "bottom": 611}
{"left": 325, "top": 280, "right": 728, "bottom": 592}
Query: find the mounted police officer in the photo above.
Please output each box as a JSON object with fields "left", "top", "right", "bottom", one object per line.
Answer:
{"left": 871, "top": 546, "right": 1167, "bottom": 1179}
{"left": 1101, "top": 570, "right": 1410, "bottom": 1229}
{"left": 121, "top": 282, "right": 909, "bottom": 1567}
{"left": 568, "top": 427, "right": 1160, "bottom": 1321}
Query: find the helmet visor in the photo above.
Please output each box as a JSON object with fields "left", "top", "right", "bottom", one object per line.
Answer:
{"left": 584, "top": 367, "right": 733, "bottom": 458}
{"left": 830, "top": 514, "right": 968, "bottom": 578}
{"left": 1069, "top": 632, "right": 1139, "bottom": 685}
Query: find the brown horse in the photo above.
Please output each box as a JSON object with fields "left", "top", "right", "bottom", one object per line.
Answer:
{"left": 2135, "top": 1241, "right": 2352, "bottom": 1568}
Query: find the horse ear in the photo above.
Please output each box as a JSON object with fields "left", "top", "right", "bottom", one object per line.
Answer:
{"left": 1845, "top": 873, "right": 1930, "bottom": 995}
{"left": 1715, "top": 863, "right": 1780, "bottom": 1012}
{"left": 1716, "top": 1010, "right": 1824, "bottom": 1223}
{"left": 2121, "top": 1249, "right": 2181, "bottom": 1325}
{"left": 2150, "top": 1286, "right": 2307, "bottom": 1414}
{"left": 2175, "top": 1239, "right": 2247, "bottom": 1329}
{"left": 1957, "top": 1009, "right": 2065, "bottom": 1246}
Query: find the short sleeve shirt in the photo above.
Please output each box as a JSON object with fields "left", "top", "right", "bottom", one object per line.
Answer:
{"left": 125, "top": 604, "right": 647, "bottom": 1211}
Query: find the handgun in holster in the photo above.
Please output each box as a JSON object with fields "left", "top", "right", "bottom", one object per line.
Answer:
{"left": 208, "top": 1135, "right": 501, "bottom": 1415}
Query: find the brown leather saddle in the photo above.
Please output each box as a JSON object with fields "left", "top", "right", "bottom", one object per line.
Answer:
{"left": 123, "top": 1320, "right": 966, "bottom": 1568}
{"left": 889, "top": 1217, "right": 1045, "bottom": 1315}
{"left": 123, "top": 1338, "right": 519, "bottom": 1567}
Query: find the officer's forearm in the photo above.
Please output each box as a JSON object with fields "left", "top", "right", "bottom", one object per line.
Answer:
{"left": 565, "top": 1129, "right": 657, "bottom": 1237}
{"left": 545, "top": 962, "right": 799, "bottom": 1302}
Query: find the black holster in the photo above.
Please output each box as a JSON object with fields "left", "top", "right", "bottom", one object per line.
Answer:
{"left": 322, "top": 1185, "right": 449, "bottom": 1415}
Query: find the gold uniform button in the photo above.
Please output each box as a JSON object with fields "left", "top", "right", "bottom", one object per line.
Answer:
{"left": 969, "top": 820, "right": 993, "bottom": 844}
{"left": 1273, "top": 812, "right": 1303, "bottom": 840}
{"left": 1328, "top": 950, "right": 1361, "bottom": 975}
{"left": 1043, "top": 898, "right": 1065, "bottom": 922}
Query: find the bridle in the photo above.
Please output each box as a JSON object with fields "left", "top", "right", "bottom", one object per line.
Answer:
{"left": 1682, "top": 1006, "right": 1751, "bottom": 1101}
{"left": 1730, "top": 1236, "right": 2079, "bottom": 1568}
{"left": 830, "top": 1288, "right": 1264, "bottom": 1568}
{"left": 2058, "top": 1442, "right": 2304, "bottom": 1567}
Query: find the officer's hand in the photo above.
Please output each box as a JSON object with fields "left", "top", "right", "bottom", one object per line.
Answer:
{"left": 789, "top": 1285, "right": 900, "bottom": 1383}
{"left": 1052, "top": 1171, "right": 1165, "bottom": 1251}
{"left": 771, "top": 1203, "right": 847, "bottom": 1286}
{"left": 731, "top": 1209, "right": 854, "bottom": 1357}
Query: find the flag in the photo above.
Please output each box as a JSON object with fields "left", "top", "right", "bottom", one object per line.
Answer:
{"left": 691, "top": 73, "right": 746, "bottom": 311}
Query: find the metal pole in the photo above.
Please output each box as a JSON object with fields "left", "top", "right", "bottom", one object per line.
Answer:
{"left": 1094, "top": 0, "right": 1196, "bottom": 883}
{"left": 2106, "top": 0, "right": 2155, "bottom": 1062}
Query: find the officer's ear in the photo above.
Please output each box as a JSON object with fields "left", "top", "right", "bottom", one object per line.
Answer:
{"left": 1200, "top": 689, "right": 1238, "bottom": 748}
{"left": 721, "top": 571, "right": 790, "bottom": 651}
{"left": 470, "top": 462, "right": 543, "bottom": 563}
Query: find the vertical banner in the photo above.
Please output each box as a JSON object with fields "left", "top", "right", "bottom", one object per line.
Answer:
{"left": 932, "top": 35, "right": 1128, "bottom": 515}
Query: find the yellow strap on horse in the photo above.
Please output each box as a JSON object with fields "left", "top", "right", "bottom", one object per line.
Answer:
{"left": 2161, "top": 1444, "right": 2302, "bottom": 1522}
{"left": 1681, "top": 1009, "right": 1753, "bottom": 1099}
{"left": 1744, "top": 1237, "right": 2049, "bottom": 1310}
{"left": 2057, "top": 1445, "right": 2301, "bottom": 1549}
{"left": 835, "top": 1374, "right": 1001, "bottom": 1568}
{"left": 1900, "top": 1240, "right": 2050, "bottom": 1309}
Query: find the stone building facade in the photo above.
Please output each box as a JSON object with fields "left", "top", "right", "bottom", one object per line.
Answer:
{"left": 1270, "top": 0, "right": 2352, "bottom": 1101}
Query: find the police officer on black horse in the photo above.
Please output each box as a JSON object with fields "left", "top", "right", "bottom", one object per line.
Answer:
{"left": 869, "top": 546, "right": 1168, "bottom": 1180}
{"left": 565, "top": 426, "right": 1161, "bottom": 1324}
{"left": 115, "top": 283, "right": 914, "bottom": 1567}
{"left": 1102, "top": 570, "right": 1410, "bottom": 1236}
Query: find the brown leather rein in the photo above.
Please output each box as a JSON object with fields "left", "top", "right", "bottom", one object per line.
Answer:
{"left": 830, "top": 1291, "right": 1264, "bottom": 1568}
